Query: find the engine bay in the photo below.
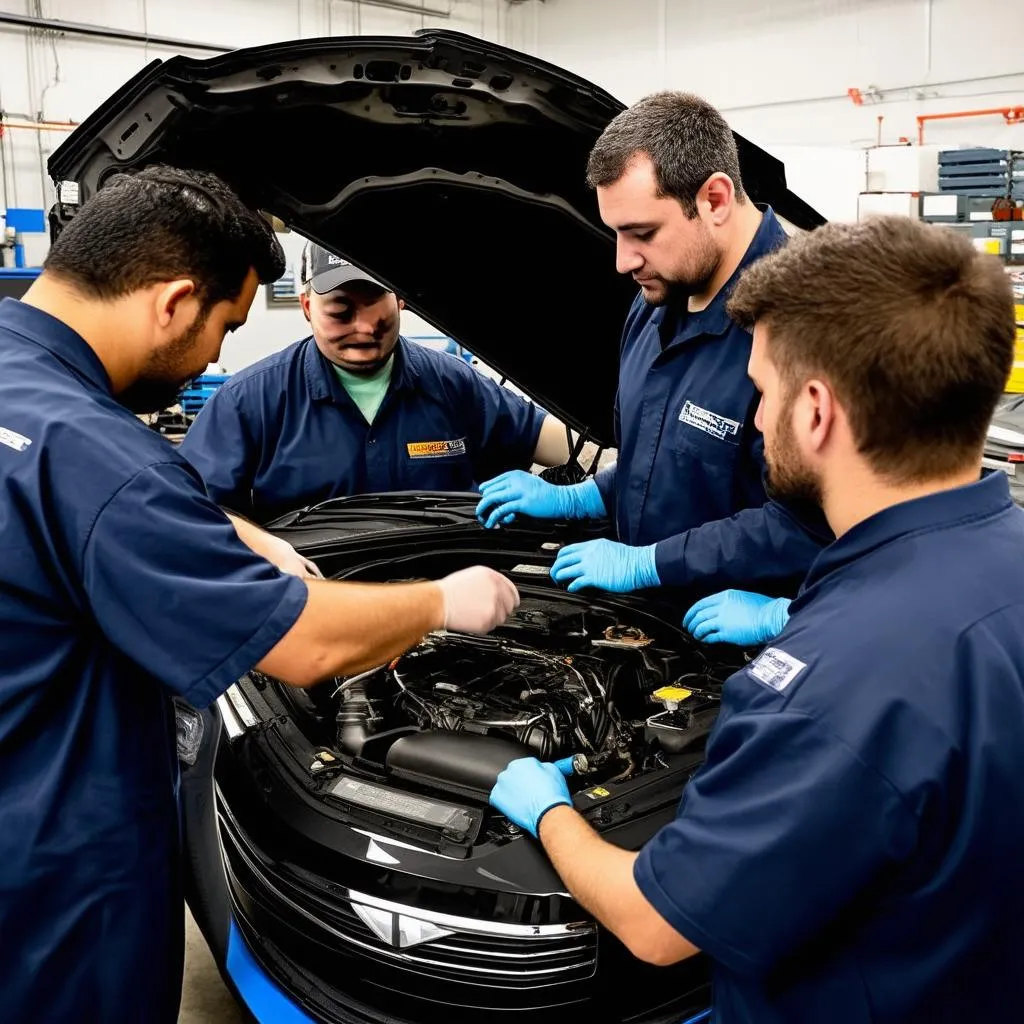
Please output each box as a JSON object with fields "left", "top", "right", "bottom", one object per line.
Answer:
{"left": 286, "top": 586, "right": 741, "bottom": 803}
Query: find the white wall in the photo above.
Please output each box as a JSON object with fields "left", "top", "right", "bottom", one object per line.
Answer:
{"left": 504, "top": 0, "right": 1024, "bottom": 150}
{"left": 3, "top": 0, "right": 1023, "bottom": 366}
{"left": 0, "top": 0, "right": 496, "bottom": 363}
{"left": 14, "top": 1, "right": 1020, "bottom": 223}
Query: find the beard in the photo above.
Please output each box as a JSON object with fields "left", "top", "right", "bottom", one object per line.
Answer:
{"left": 118, "top": 314, "right": 210, "bottom": 415}
{"left": 640, "top": 222, "right": 722, "bottom": 307}
{"left": 764, "top": 394, "right": 823, "bottom": 509}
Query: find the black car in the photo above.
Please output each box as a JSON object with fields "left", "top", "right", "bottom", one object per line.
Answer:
{"left": 985, "top": 395, "right": 1024, "bottom": 507}
{"left": 47, "top": 30, "right": 823, "bottom": 1024}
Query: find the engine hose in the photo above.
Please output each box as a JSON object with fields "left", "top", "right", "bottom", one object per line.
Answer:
{"left": 336, "top": 677, "right": 373, "bottom": 756}
{"left": 331, "top": 664, "right": 384, "bottom": 699}
{"left": 607, "top": 753, "right": 636, "bottom": 784}
{"left": 589, "top": 706, "right": 612, "bottom": 750}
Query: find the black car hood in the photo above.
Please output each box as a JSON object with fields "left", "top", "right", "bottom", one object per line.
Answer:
{"left": 988, "top": 398, "right": 1024, "bottom": 453}
{"left": 47, "top": 29, "right": 823, "bottom": 445}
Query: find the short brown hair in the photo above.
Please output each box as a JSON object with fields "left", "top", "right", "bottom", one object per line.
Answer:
{"left": 728, "top": 216, "right": 1015, "bottom": 482}
{"left": 46, "top": 165, "right": 284, "bottom": 311}
{"left": 586, "top": 91, "right": 746, "bottom": 218}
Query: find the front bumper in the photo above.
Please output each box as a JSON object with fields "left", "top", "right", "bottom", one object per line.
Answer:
{"left": 184, "top": 701, "right": 713, "bottom": 1024}
{"left": 226, "top": 918, "right": 714, "bottom": 1024}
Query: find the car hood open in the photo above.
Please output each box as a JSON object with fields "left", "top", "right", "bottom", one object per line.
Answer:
{"left": 48, "top": 29, "right": 823, "bottom": 445}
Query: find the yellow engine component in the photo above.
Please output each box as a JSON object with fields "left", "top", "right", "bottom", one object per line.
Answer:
{"left": 652, "top": 686, "right": 692, "bottom": 706}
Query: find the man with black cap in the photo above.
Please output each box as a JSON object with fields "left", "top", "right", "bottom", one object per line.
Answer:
{"left": 180, "top": 241, "right": 570, "bottom": 523}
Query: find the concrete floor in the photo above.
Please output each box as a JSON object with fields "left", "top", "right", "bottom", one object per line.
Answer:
{"left": 178, "top": 909, "right": 246, "bottom": 1024}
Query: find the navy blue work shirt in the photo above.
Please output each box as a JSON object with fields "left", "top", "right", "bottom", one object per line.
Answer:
{"left": 179, "top": 336, "right": 546, "bottom": 523}
{"left": 0, "top": 298, "right": 308, "bottom": 1023}
{"left": 634, "top": 472, "right": 1024, "bottom": 1022}
{"left": 595, "top": 207, "right": 829, "bottom": 592}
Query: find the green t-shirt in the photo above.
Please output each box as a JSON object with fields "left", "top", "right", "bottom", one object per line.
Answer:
{"left": 332, "top": 355, "right": 394, "bottom": 423}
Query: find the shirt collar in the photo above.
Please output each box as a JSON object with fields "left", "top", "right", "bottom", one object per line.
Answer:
{"left": 799, "top": 471, "right": 1015, "bottom": 595}
{"left": 0, "top": 297, "right": 113, "bottom": 394}
{"left": 304, "top": 335, "right": 419, "bottom": 403}
{"left": 332, "top": 352, "right": 395, "bottom": 390}
{"left": 653, "top": 204, "right": 788, "bottom": 345}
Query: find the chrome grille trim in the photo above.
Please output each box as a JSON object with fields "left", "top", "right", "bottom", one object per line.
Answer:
{"left": 218, "top": 807, "right": 597, "bottom": 983}
{"left": 342, "top": 885, "right": 591, "bottom": 939}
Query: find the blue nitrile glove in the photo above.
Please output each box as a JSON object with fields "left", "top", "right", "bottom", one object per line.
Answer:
{"left": 682, "top": 589, "right": 792, "bottom": 646}
{"left": 489, "top": 756, "right": 574, "bottom": 837}
{"left": 476, "top": 471, "right": 606, "bottom": 529}
{"left": 550, "top": 539, "right": 660, "bottom": 594}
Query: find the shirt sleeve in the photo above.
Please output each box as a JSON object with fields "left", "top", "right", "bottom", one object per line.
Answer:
{"left": 594, "top": 462, "right": 617, "bottom": 512}
{"left": 80, "top": 461, "right": 308, "bottom": 709}
{"left": 178, "top": 385, "right": 258, "bottom": 516}
{"left": 633, "top": 707, "right": 917, "bottom": 978}
{"left": 653, "top": 496, "right": 832, "bottom": 592}
{"left": 462, "top": 370, "right": 546, "bottom": 480}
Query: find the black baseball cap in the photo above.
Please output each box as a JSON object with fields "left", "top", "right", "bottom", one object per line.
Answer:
{"left": 300, "top": 241, "right": 389, "bottom": 295}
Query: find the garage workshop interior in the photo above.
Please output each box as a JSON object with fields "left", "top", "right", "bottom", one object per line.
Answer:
{"left": 2, "top": 2, "right": 1024, "bottom": 1024}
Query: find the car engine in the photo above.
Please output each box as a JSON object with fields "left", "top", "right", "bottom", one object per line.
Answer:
{"left": 306, "top": 589, "right": 738, "bottom": 800}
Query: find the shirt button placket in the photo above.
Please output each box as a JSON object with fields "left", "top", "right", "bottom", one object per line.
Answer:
{"left": 366, "top": 433, "right": 382, "bottom": 490}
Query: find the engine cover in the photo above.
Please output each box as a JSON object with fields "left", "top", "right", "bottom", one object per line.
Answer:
{"left": 386, "top": 732, "right": 534, "bottom": 802}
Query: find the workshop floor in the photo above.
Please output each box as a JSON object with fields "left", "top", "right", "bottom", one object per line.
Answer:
{"left": 178, "top": 909, "right": 246, "bottom": 1024}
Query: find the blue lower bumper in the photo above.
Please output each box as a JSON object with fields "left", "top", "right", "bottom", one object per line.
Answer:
{"left": 225, "top": 917, "right": 317, "bottom": 1023}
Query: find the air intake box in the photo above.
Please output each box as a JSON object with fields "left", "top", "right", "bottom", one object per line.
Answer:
{"left": 386, "top": 732, "right": 532, "bottom": 802}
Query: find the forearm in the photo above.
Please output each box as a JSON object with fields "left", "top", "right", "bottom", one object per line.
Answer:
{"left": 537, "top": 805, "right": 699, "bottom": 965}
{"left": 227, "top": 511, "right": 320, "bottom": 579}
{"left": 539, "top": 805, "right": 641, "bottom": 926}
{"left": 532, "top": 415, "right": 572, "bottom": 467}
{"left": 257, "top": 578, "right": 445, "bottom": 687}
{"left": 227, "top": 512, "right": 275, "bottom": 559}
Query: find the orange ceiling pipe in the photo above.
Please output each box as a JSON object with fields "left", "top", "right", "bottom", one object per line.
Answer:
{"left": 917, "top": 106, "right": 1024, "bottom": 145}
{"left": 0, "top": 119, "right": 78, "bottom": 136}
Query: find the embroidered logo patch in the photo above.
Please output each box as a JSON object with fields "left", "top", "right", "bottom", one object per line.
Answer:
{"left": 406, "top": 438, "right": 467, "bottom": 459}
{"left": 747, "top": 647, "right": 807, "bottom": 693}
{"left": 679, "top": 401, "right": 740, "bottom": 441}
{"left": 0, "top": 426, "right": 32, "bottom": 453}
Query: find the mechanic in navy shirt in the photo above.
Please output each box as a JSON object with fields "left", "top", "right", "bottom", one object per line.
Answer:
{"left": 488, "top": 215, "right": 1024, "bottom": 1022}
{"left": 179, "top": 241, "right": 569, "bottom": 524}
{"left": 0, "top": 166, "right": 519, "bottom": 1024}
{"left": 476, "top": 92, "right": 829, "bottom": 595}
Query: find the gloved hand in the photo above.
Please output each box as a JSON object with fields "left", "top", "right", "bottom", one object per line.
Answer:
{"left": 550, "top": 539, "right": 660, "bottom": 594}
{"left": 476, "top": 471, "right": 606, "bottom": 529}
{"left": 490, "top": 756, "right": 574, "bottom": 837}
{"left": 264, "top": 535, "right": 324, "bottom": 579}
{"left": 682, "top": 589, "right": 791, "bottom": 646}
{"left": 436, "top": 566, "right": 521, "bottom": 634}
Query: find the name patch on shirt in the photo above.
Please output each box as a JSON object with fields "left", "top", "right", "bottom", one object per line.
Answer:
{"left": 406, "top": 438, "right": 467, "bottom": 459}
{"left": 0, "top": 426, "right": 32, "bottom": 453}
{"left": 679, "top": 401, "right": 740, "bottom": 441}
{"left": 747, "top": 647, "right": 807, "bottom": 693}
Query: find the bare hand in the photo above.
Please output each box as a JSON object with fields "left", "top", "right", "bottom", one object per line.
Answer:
{"left": 436, "top": 566, "right": 520, "bottom": 634}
